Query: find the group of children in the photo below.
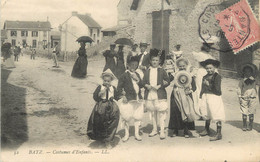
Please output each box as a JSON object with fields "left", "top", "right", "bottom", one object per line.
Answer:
{"left": 87, "top": 45, "right": 259, "bottom": 149}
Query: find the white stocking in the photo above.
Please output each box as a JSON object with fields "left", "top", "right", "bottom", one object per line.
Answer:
{"left": 159, "top": 112, "right": 167, "bottom": 135}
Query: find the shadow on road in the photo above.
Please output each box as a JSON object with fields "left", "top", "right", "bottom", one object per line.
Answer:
{"left": 1, "top": 67, "right": 28, "bottom": 150}
{"left": 226, "top": 120, "right": 260, "bottom": 132}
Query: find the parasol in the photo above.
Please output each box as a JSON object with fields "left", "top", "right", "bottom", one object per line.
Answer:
{"left": 114, "top": 38, "right": 133, "bottom": 46}
{"left": 76, "top": 36, "right": 94, "bottom": 43}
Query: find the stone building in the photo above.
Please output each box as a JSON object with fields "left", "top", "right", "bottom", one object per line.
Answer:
{"left": 59, "top": 11, "right": 102, "bottom": 52}
{"left": 2, "top": 20, "right": 51, "bottom": 49}
{"left": 117, "top": 0, "right": 259, "bottom": 74}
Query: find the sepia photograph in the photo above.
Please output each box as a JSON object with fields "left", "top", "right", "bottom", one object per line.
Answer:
{"left": 1, "top": 0, "right": 260, "bottom": 161}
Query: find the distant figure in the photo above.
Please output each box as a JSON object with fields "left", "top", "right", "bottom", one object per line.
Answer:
{"left": 128, "top": 44, "right": 138, "bottom": 57}
{"left": 136, "top": 42, "right": 150, "bottom": 78}
{"left": 31, "top": 49, "right": 36, "bottom": 60}
{"left": 14, "top": 46, "right": 19, "bottom": 62}
{"left": 71, "top": 42, "right": 88, "bottom": 78}
{"left": 52, "top": 42, "right": 59, "bottom": 67}
{"left": 103, "top": 43, "right": 117, "bottom": 74}
{"left": 2, "top": 43, "right": 15, "bottom": 68}
{"left": 172, "top": 44, "right": 183, "bottom": 61}
{"left": 114, "top": 44, "right": 126, "bottom": 78}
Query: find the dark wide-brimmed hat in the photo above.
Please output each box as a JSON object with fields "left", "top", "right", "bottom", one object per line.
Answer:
{"left": 127, "top": 55, "right": 139, "bottom": 64}
{"left": 140, "top": 42, "right": 149, "bottom": 47}
{"left": 200, "top": 59, "right": 220, "bottom": 68}
{"left": 238, "top": 63, "right": 258, "bottom": 77}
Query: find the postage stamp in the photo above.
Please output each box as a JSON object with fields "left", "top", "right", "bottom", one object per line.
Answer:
{"left": 215, "top": 0, "right": 260, "bottom": 54}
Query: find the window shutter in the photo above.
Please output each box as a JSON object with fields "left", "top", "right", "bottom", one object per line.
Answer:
{"left": 130, "top": 0, "right": 139, "bottom": 10}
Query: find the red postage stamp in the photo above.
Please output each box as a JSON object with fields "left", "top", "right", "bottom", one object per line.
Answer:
{"left": 215, "top": 0, "right": 260, "bottom": 54}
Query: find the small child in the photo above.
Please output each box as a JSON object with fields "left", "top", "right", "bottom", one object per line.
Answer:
{"left": 87, "top": 69, "right": 120, "bottom": 149}
{"left": 237, "top": 64, "right": 258, "bottom": 131}
{"left": 117, "top": 55, "right": 144, "bottom": 141}
{"left": 143, "top": 49, "right": 170, "bottom": 140}
{"left": 164, "top": 55, "right": 175, "bottom": 75}
{"left": 31, "top": 49, "right": 36, "bottom": 60}
{"left": 199, "top": 59, "right": 225, "bottom": 141}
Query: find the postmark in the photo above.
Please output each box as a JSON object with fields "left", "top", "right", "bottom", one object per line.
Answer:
{"left": 215, "top": 0, "right": 260, "bottom": 54}
{"left": 198, "top": 1, "right": 252, "bottom": 53}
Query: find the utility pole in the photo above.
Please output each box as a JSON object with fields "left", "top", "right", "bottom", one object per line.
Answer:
{"left": 161, "top": 0, "right": 164, "bottom": 50}
{"left": 64, "top": 23, "right": 68, "bottom": 61}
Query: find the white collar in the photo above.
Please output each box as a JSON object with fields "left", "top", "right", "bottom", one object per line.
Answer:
{"left": 244, "top": 76, "right": 255, "bottom": 81}
{"left": 149, "top": 66, "right": 158, "bottom": 70}
{"left": 101, "top": 85, "right": 113, "bottom": 92}
{"left": 140, "top": 51, "right": 148, "bottom": 56}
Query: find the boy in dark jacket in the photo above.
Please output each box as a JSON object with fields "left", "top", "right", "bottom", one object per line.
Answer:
{"left": 117, "top": 55, "right": 144, "bottom": 142}
{"left": 143, "top": 49, "right": 170, "bottom": 140}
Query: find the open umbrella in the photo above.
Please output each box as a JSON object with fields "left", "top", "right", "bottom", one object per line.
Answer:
{"left": 114, "top": 38, "right": 133, "bottom": 46}
{"left": 76, "top": 36, "right": 94, "bottom": 43}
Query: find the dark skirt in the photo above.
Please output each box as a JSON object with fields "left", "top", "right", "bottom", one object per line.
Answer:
{"left": 71, "top": 56, "right": 88, "bottom": 78}
{"left": 87, "top": 101, "right": 120, "bottom": 142}
{"left": 114, "top": 61, "right": 126, "bottom": 78}
{"left": 168, "top": 91, "right": 195, "bottom": 130}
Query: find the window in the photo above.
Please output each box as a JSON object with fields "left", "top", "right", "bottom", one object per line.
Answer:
{"left": 11, "top": 39, "right": 16, "bottom": 46}
{"left": 90, "top": 29, "right": 93, "bottom": 36}
{"left": 32, "top": 31, "right": 38, "bottom": 37}
{"left": 21, "top": 31, "right": 28, "bottom": 37}
{"left": 93, "top": 34, "right": 96, "bottom": 41}
{"left": 11, "top": 31, "right": 17, "bottom": 37}
{"left": 97, "top": 29, "right": 100, "bottom": 37}
{"left": 43, "top": 31, "right": 47, "bottom": 37}
{"left": 22, "top": 40, "right": 26, "bottom": 47}
{"left": 32, "top": 40, "right": 37, "bottom": 48}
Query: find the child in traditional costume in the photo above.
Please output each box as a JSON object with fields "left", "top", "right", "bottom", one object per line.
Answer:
{"left": 199, "top": 59, "right": 225, "bottom": 141}
{"left": 87, "top": 69, "right": 120, "bottom": 149}
{"left": 168, "top": 57, "right": 198, "bottom": 138}
{"left": 143, "top": 49, "right": 170, "bottom": 140}
{"left": 237, "top": 63, "right": 259, "bottom": 131}
{"left": 117, "top": 55, "right": 144, "bottom": 141}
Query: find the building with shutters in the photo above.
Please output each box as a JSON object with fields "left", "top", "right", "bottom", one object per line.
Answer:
{"left": 2, "top": 20, "right": 51, "bottom": 49}
{"left": 59, "top": 11, "right": 102, "bottom": 52}
{"left": 116, "top": 0, "right": 259, "bottom": 75}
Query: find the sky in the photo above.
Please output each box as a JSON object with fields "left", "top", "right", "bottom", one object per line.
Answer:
{"left": 1, "top": 0, "right": 120, "bottom": 30}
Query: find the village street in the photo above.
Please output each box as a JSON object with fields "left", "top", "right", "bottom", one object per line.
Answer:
{"left": 1, "top": 54, "right": 260, "bottom": 162}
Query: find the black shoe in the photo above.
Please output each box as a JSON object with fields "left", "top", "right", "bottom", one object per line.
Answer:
{"left": 210, "top": 133, "right": 222, "bottom": 141}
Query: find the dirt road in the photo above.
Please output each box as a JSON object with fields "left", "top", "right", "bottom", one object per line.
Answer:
{"left": 1, "top": 55, "right": 260, "bottom": 162}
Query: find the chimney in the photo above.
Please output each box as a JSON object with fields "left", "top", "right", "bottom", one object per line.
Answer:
{"left": 72, "top": 11, "right": 78, "bottom": 16}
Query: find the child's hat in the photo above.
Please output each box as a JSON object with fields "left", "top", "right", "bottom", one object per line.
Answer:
{"left": 239, "top": 63, "right": 257, "bottom": 77}
{"left": 199, "top": 59, "right": 220, "bottom": 68}
{"left": 176, "top": 57, "right": 190, "bottom": 68}
{"left": 149, "top": 48, "right": 166, "bottom": 65}
{"left": 127, "top": 55, "right": 139, "bottom": 64}
{"left": 101, "top": 69, "right": 116, "bottom": 80}
{"left": 139, "top": 41, "right": 150, "bottom": 47}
